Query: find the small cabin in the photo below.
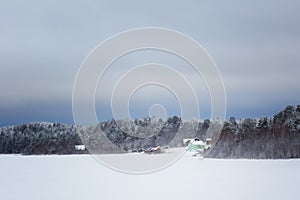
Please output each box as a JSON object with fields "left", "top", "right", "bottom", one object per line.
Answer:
{"left": 205, "top": 138, "right": 212, "bottom": 145}
{"left": 75, "top": 145, "right": 86, "bottom": 151}
{"left": 144, "top": 146, "right": 162, "bottom": 154}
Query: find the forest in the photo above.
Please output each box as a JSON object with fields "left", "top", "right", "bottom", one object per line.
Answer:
{"left": 0, "top": 105, "right": 299, "bottom": 158}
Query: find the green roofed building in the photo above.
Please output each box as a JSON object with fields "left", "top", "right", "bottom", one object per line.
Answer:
{"left": 187, "top": 140, "right": 205, "bottom": 152}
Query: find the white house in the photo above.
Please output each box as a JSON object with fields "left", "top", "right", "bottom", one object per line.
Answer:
{"left": 75, "top": 145, "right": 86, "bottom": 151}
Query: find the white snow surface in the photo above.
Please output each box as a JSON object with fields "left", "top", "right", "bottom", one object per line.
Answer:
{"left": 0, "top": 153, "right": 299, "bottom": 200}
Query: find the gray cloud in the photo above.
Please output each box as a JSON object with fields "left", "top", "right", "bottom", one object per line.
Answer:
{"left": 0, "top": 0, "right": 299, "bottom": 125}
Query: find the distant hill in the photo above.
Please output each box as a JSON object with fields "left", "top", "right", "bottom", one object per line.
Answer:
{"left": 0, "top": 105, "right": 299, "bottom": 158}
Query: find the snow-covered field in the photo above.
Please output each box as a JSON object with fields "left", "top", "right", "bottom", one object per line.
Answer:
{"left": 0, "top": 153, "right": 299, "bottom": 200}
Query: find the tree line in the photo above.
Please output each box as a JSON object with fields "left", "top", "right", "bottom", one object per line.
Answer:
{"left": 0, "top": 105, "right": 299, "bottom": 158}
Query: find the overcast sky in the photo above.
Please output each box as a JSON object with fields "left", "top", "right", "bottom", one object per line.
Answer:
{"left": 1, "top": 0, "right": 300, "bottom": 126}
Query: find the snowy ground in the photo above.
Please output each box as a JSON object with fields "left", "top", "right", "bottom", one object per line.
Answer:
{"left": 0, "top": 153, "right": 299, "bottom": 200}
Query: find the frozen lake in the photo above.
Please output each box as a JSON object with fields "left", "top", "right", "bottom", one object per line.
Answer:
{"left": 0, "top": 154, "right": 299, "bottom": 200}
